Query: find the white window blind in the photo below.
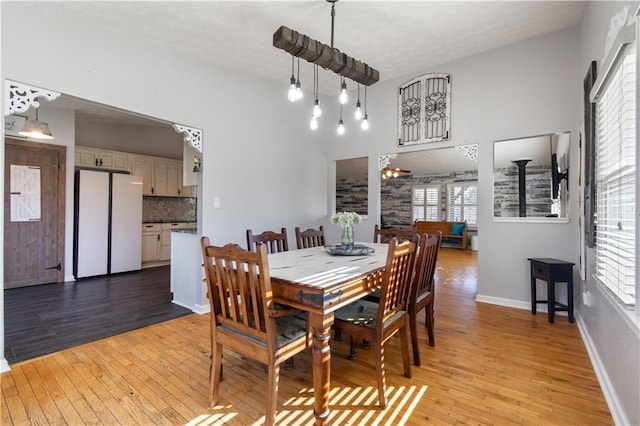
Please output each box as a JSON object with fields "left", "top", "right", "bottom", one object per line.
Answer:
{"left": 594, "top": 43, "right": 636, "bottom": 306}
{"left": 412, "top": 185, "right": 440, "bottom": 221}
{"left": 446, "top": 183, "right": 477, "bottom": 225}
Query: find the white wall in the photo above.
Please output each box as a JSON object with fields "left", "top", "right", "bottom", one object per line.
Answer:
{"left": 328, "top": 27, "right": 580, "bottom": 306}
{"left": 577, "top": 2, "right": 640, "bottom": 425}
{"left": 0, "top": 2, "right": 329, "bottom": 369}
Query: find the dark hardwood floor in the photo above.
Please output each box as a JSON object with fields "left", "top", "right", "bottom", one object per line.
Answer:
{"left": 3, "top": 266, "right": 191, "bottom": 365}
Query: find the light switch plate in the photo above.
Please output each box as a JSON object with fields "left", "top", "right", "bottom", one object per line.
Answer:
{"left": 213, "top": 197, "right": 220, "bottom": 209}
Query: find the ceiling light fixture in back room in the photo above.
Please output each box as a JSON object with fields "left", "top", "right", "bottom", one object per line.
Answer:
{"left": 273, "top": 0, "right": 380, "bottom": 134}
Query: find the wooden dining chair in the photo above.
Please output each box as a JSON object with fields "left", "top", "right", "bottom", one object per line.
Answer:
{"left": 294, "top": 226, "right": 325, "bottom": 249}
{"left": 373, "top": 224, "right": 417, "bottom": 244}
{"left": 200, "top": 237, "right": 309, "bottom": 426}
{"left": 332, "top": 237, "right": 417, "bottom": 409}
{"left": 246, "top": 227, "right": 289, "bottom": 253}
{"left": 408, "top": 231, "right": 442, "bottom": 366}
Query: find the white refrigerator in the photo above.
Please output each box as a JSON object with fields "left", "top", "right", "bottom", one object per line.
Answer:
{"left": 74, "top": 170, "right": 143, "bottom": 278}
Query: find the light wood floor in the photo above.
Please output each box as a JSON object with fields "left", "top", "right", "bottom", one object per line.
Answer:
{"left": 1, "top": 248, "right": 612, "bottom": 425}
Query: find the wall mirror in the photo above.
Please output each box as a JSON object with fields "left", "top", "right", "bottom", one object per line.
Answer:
{"left": 336, "top": 156, "right": 368, "bottom": 215}
{"left": 379, "top": 145, "right": 478, "bottom": 228}
{"left": 493, "top": 132, "right": 570, "bottom": 221}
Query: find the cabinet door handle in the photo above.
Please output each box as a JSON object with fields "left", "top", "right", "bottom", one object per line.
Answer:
{"left": 151, "top": 187, "right": 154, "bottom": 194}
{"left": 95, "top": 159, "right": 99, "bottom": 166}
{"left": 178, "top": 188, "right": 181, "bottom": 195}
{"left": 99, "top": 158, "right": 103, "bottom": 166}
{"left": 157, "top": 235, "right": 161, "bottom": 241}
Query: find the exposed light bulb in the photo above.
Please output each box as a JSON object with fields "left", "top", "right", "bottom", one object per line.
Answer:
{"left": 393, "top": 171, "right": 399, "bottom": 178}
{"left": 337, "top": 119, "right": 345, "bottom": 135}
{"left": 295, "top": 80, "right": 303, "bottom": 101}
{"left": 288, "top": 75, "right": 297, "bottom": 102}
{"left": 312, "top": 99, "right": 322, "bottom": 118}
{"left": 354, "top": 100, "right": 363, "bottom": 120}
{"left": 382, "top": 174, "right": 387, "bottom": 180}
{"left": 361, "top": 113, "right": 370, "bottom": 130}
{"left": 310, "top": 116, "right": 319, "bottom": 131}
{"left": 339, "top": 81, "right": 348, "bottom": 105}
{"left": 386, "top": 169, "right": 392, "bottom": 177}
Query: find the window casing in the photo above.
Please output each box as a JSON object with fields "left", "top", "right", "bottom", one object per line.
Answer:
{"left": 412, "top": 185, "right": 440, "bottom": 221}
{"left": 446, "top": 183, "right": 477, "bottom": 225}
{"left": 594, "top": 41, "right": 637, "bottom": 307}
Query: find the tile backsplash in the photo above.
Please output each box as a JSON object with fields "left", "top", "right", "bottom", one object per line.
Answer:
{"left": 143, "top": 196, "right": 197, "bottom": 223}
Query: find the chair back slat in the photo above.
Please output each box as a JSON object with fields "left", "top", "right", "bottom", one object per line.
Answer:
{"left": 247, "top": 228, "right": 289, "bottom": 253}
{"left": 373, "top": 224, "right": 417, "bottom": 244}
{"left": 412, "top": 232, "right": 442, "bottom": 301}
{"left": 295, "top": 226, "right": 326, "bottom": 249}
{"left": 202, "top": 239, "right": 275, "bottom": 345}
{"left": 377, "top": 237, "right": 417, "bottom": 331}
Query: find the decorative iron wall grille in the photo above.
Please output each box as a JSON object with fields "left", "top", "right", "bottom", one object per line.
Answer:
{"left": 398, "top": 73, "right": 451, "bottom": 146}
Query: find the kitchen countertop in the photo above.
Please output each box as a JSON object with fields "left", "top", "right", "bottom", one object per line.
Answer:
{"left": 143, "top": 220, "right": 196, "bottom": 224}
{"left": 171, "top": 228, "right": 197, "bottom": 234}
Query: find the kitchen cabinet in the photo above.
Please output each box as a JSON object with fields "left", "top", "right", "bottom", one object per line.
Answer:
{"left": 143, "top": 222, "right": 196, "bottom": 266}
{"left": 141, "top": 223, "right": 162, "bottom": 263}
{"left": 130, "top": 156, "right": 155, "bottom": 196}
{"left": 155, "top": 160, "right": 181, "bottom": 197}
{"left": 76, "top": 147, "right": 195, "bottom": 198}
{"left": 75, "top": 146, "right": 128, "bottom": 171}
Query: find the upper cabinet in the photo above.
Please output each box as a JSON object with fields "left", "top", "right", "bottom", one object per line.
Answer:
{"left": 75, "top": 146, "right": 128, "bottom": 171}
{"left": 130, "top": 155, "right": 156, "bottom": 195}
{"left": 155, "top": 159, "right": 181, "bottom": 197}
{"left": 76, "top": 146, "right": 195, "bottom": 197}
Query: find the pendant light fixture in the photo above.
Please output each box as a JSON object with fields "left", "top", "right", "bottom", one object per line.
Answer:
{"left": 339, "top": 76, "right": 348, "bottom": 105}
{"left": 310, "top": 64, "right": 322, "bottom": 131}
{"left": 360, "top": 85, "right": 369, "bottom": 130}
{"left": 354, "top": 84, "right": 363, "bottom": 120}
{"left": 274, "top": 0, "right": 378, "bottom": 132}
{"left": 337, "top": 104, "right": 345, "bottom": 135}
{"left": 294, "top": 57, "right": 303, "bottom": 101}
{"left": 287, "top": 57, "right": 297, "bottom": 102}
{"left": 19, "top": 108, "right": 54, "bottom": 140}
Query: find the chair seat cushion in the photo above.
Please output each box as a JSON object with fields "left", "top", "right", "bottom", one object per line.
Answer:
{"left": 219, "top": 314, "right": 307, "bottom": 348}
{"left": 335, "top": 300, "right": 406, "bottom": 329}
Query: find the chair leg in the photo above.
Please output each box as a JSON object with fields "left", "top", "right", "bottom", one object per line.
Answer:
{"left": 399, "top": 325, "right": 412, "bottom": 379}
{"left": 349, "top": 335, "right": 358, "bottom": 360}
{"left": 409, "top": 309, "right": 420, "bottom": 367}
{"left": 210, "top": 342, "right": 223, "bottom": 407}
{"left": 265, "top": 363, "right": 280, "bottom": 426}
{"left": 373, "top": 341, "right": 387, "bottom": 409}
{"left": 425, "top": 303, "right": 435, "bottom": 347}
{"left": 284, "top": 357, "right": 294, "bottom": 370}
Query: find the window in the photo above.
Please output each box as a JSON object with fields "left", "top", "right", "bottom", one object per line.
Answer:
{"left": 447, "top": 183, "right": 477, "bottom": 225}
{"left": 412, "top": 185, "right": 440, "bottom": 221}
{"left": 594, "top": 40, "right": 636, "bottom": 307}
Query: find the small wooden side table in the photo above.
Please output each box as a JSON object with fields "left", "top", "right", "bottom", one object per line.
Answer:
{"left": 527, "top": 258, "right": 575, "bottom": 323}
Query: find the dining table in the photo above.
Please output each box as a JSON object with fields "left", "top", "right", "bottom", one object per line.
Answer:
{"left": 268, "top": 242, "right": 389, "bottom": 425}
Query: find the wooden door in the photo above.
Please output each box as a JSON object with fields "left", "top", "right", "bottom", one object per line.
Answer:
{"left": 4, "top": 138, "right": 66, "bottom": 288}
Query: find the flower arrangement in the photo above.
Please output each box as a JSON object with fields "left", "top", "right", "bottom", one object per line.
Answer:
{"left": 331, "top": 211, "right": 362, "bottom": 229}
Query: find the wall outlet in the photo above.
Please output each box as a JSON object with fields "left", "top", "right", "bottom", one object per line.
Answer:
{"left": 213, "top": 197, "right": 220, "bottom": 209}
{"left": 582, "top": 291, "right": 591, "bottom": 307}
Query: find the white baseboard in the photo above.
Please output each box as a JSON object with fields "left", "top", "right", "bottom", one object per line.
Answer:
{"left": 171, "top": 300, "right": 210, "bottom": 315}
{"left": 475, "top": 294, "right": 567, "bottom": 316}
{"left": 576, "top": 313, "right": 628, "bottom": 426}
{"left": 192, "top": 303, "right": 210, "bottom": 315}
{"left": 1, "top": 357, "right": 10, "bottom": 373}
{"left": 64, "top": 274, "right": 75, "bottom": 283}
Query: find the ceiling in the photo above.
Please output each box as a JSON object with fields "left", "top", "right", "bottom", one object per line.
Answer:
{"left": 28, "top": 1, "right": 585, "bottom": 125}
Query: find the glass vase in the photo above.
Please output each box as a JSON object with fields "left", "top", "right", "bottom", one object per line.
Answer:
{"left": 341, "top": 225, "right": 355, "bottom": 249}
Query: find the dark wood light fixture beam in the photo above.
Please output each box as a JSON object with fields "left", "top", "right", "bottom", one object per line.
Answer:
{"left": 273, "top": 25, "right": 380, "bottom": 86}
